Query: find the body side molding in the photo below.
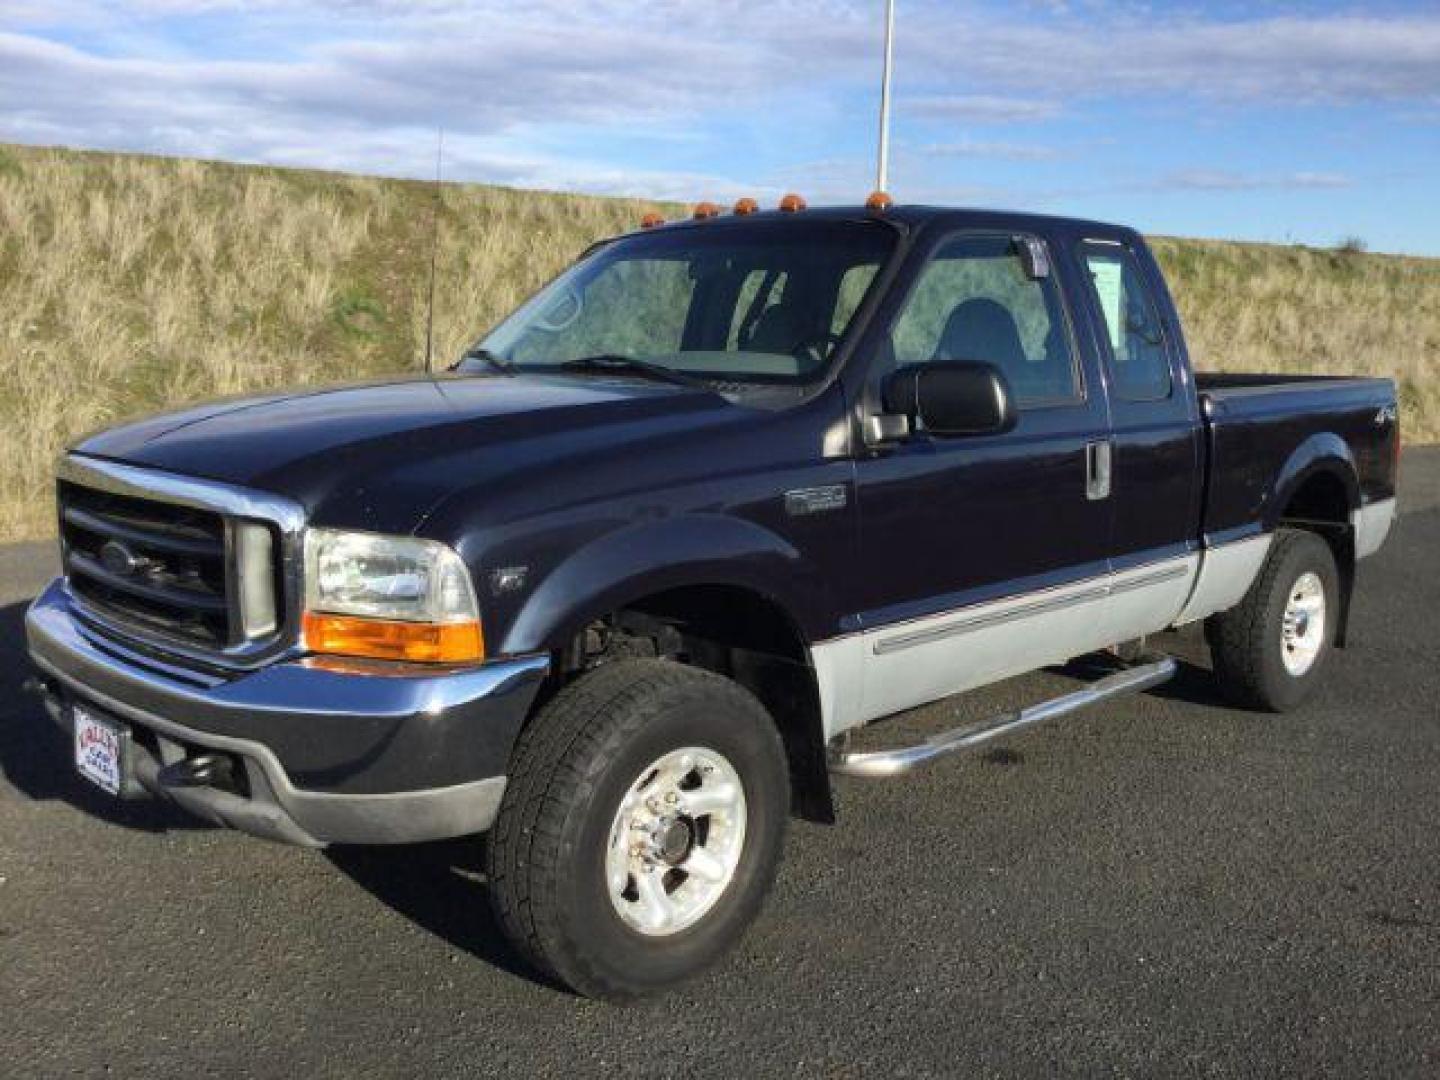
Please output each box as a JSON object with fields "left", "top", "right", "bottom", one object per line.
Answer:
{"left": 813, "top": 554, "right": 1202, "bottom": 740}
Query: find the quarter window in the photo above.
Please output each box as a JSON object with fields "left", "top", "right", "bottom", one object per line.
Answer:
{"left": 889, "top": 235, "right": 1080, "bottom": 407}
{"left": 1080, "top": 246, "right": 1172, "bottom": 401}
{"left": 830, "top": 263, "right": 880, "bottom": 336}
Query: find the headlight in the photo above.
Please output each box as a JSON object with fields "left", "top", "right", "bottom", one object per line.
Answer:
{"left": 302, "top": 529, "right": 483, "bottom": 663}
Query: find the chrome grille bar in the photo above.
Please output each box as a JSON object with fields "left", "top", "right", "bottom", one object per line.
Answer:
{"left": 56, "top": 455, "right": 305, "bottom": 671}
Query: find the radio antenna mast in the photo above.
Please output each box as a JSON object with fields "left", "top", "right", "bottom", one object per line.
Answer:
{"left": 876, "top": 0, "right": 896, "bottom": 192}
{"left": 423, "top": 127, "right": 444, "bottom": 373}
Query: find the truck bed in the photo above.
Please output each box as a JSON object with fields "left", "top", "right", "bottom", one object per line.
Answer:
{"left": 1196, "top": 372, "right": 1398, "bottom": 545}
{"left": 1195, "top": 371, "right": 1388, "bottom": 395}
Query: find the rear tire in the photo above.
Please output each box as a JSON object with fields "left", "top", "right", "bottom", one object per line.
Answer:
{"left": 485, "top": 659, "right": 789, "bottom": 1000}
{"left": 1205, "top": 528, "right": 1339, "bottom": 712}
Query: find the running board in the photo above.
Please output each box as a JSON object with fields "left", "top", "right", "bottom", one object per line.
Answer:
{"left": 828, "top": 657, "right": 1177, "bottom": 779}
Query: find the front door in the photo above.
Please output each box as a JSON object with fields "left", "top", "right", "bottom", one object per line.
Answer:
{"left": 852, "top": 231, "right": 1115, "bottom": 722}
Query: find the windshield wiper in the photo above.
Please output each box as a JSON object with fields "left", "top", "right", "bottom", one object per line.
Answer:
{"left": 460, "top": 347, "right": 516, "bottom": 375}
{"left": 556, "top": 354, "right": 708, "bottom": 390}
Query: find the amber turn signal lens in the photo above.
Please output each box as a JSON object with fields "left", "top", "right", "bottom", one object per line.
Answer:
{"left": 692, "top": 201, "right": 721, "bottom": 219}
{"left": 733, "top": 197, "right": 759, "bottom": 215}
{"left": 640, "top": 211, "right": 665, "bottom": 229}
{"left": 303, "top": 612, "right": 484, "bottom": 664}
{"left": 778, "top": 193, "right": 807, "bottom": 212}
{"left": 865, "top": 190, "right": 893, "bottom": 211}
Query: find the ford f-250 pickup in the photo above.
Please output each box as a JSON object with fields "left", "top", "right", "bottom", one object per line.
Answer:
{"left": 26, "top": 202, "right": 1399, "bottom": 999}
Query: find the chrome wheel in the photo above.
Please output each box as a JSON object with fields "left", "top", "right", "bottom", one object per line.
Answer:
{"left": 605, "top": 747, "right": 747, "bottom": 937}
{"left": 1281, "top": 570, "right": 1326, "bottom": 677}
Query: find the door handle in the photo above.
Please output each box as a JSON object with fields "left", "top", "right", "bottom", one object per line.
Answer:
{"left": 1085, "top": 440, "right": 1112, "bottom": 501}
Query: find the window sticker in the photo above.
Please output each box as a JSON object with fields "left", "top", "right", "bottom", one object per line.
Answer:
{"left": 1088, "top": 256, "right": 1124, "bottom": 352}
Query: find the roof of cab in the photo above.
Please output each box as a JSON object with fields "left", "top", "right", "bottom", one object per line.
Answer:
{"left": 619, "top": 204, "right": 1137, "bottom": 243}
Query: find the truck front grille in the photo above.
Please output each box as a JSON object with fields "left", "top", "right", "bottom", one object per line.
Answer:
{"left": 58, "top": 480, "right": 275, "bottom": 652}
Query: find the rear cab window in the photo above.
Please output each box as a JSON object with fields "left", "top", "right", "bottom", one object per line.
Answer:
{"left": 1078, "top": 242, "right": 1173, "bottom": 401}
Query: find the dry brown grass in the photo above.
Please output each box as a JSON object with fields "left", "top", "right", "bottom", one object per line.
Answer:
{"left": 0, "top": 143, "right": 672, "bottom": 539}
{"left": 1, "top": 142, "right": 1435, "bottom": 540}
{"left": 1150, "top": 236, "right": 1440, "bottom": 438}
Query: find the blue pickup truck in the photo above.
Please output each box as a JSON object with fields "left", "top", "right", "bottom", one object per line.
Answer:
{"left": 26, "top": 203, "right": 1398, "bottom": 999}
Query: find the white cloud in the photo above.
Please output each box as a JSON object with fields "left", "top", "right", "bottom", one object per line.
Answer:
{"left": 916, "top": 138, "right": 1062, "bottom": 161}
{"left": 907, "top": 94, "right": 1063, "bottom": 125}
{"left": 901, "top": 13, "right": 1440, "bottom": 106}
{"left": 2, "top": 3, "right": 1437, "bottom": 201}
{"left": 1158, "top": 169, "right": 1354, "bottom": 192}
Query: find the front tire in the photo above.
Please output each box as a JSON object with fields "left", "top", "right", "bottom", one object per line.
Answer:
{"left": 1206, "top": 528, "right": 1340, "bottom": 712}
{"left": 485, "top": 659, "right": 789, "bottom": 1000}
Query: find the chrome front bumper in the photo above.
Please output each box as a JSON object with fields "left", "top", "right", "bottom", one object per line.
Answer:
{"left": 26, "top": 580, "right": 549, "bottom": 847}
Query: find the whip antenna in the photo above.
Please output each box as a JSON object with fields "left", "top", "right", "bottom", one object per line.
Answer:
{"left": 424, "top": 127, "right": 444, "bottom": 373}
{"left": 876, "top": 0, "right": 896, "bottom": 192}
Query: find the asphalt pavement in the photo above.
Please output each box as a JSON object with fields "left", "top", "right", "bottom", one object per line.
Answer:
{"left": 2, "top": 451, "right": 1437, "bottom": 1078}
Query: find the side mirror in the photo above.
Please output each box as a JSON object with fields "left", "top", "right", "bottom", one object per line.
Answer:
{"left": 881, "top": 361, "right": 1017, "bottom": 437}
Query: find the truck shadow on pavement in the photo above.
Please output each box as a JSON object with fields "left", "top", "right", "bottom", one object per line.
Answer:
{"left": 1055, "top": 628, "right": 1231, "bottom": 712}
{"left": 0, "top": 600, "right": 214, "bottom": 835}
{"left": 0, "top": 592, "right": 1229, "bottom": 991}
{"left": 325, "top": 839, "right": 563, "bottom": 990}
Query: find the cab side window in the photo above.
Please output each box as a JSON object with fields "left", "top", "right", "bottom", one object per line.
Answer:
{"left": 1080, "top": 245, "right": 1172, "bottom": 401}
{"left": 889, "top": 235, "right": 1079, "bottom": 407}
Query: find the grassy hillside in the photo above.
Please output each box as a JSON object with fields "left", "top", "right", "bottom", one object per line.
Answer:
{"left": 2, "top": 142, "right": 1436, "bottom": 540}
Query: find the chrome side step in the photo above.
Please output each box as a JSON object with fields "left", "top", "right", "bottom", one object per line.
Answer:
{"left": 828, "top": 656, "right": 1177, "bottom": 778}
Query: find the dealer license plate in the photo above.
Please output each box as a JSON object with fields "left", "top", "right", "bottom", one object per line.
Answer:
{"left": 73, "top": 706, "right": 125, "bottom": 795}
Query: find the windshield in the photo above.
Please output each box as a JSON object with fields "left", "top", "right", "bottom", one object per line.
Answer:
{"left": 464, "top": 219, "right": 896, "bottom": 385}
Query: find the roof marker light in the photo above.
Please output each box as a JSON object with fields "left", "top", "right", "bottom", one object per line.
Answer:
{"left": 866, "top": 190, "right": 893, "bottom": 212}
{"left": 692, "top": 201, "right": 721, "bottom": 219}
{"left": 640, "top": 211, "right": 665, "bottom": 229}
{"left": 778, "top": 193, "right": 807, "bottom": 213}
{"left": 733, "top": 197, "right": 759, "bottom": 215}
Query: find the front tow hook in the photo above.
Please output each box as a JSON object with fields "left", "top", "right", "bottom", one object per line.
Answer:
{"left": 158, "top": 753, "right": 235, "bottom": 790}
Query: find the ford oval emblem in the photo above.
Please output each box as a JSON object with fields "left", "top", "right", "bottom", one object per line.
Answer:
{"left": 99, "top": 539, "right": 148, "bottom": 576}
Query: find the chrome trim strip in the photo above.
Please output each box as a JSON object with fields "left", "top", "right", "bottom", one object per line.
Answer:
{"left": 872, "top": 559, "right": 1191, "bottom": 658}
{"left": 1109, "top": 561, "right": 1192, "bottom": 596}
{"left": 58, "top": 454, "right": 306, "bottom": 671}
{"left": 58, "top": 455, "right": 305, "bottom": 530}
{"left": 873, "top": 582, "right": 1109, "bottom": 656}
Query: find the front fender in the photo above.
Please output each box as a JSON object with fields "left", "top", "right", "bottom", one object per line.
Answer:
{"left": 1264, "top": 431, "right": 1360, "bottom": 529}
{"left": 498, "top": 514, "right": 830, "bottom": 655}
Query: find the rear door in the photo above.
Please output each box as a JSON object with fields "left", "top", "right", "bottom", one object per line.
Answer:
{"left": 1071, "top": 238, "right": 1203, "bottom": 640}
{"left": 850, "top": 229, "right": 1116, "bottom": 721}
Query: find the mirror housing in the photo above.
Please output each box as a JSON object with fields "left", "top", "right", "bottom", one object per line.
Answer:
{"left": 881, "top": 361, "right": 1018, "bottom": 437}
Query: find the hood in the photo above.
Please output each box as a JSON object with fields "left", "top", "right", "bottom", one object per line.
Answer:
{"left": 74, "top": 373, "right": 737, "bottom": 531}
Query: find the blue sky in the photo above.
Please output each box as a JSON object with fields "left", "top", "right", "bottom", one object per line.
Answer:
{"left": 2, "top": 1, "right": 1438, "bottom": 254}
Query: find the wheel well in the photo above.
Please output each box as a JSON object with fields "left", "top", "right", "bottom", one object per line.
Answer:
{"left": 1279, "top": 470, "right": 1356, "bottom": 646}
{"left": 1281, "top": 470, "right": 1351, "bottom": 528}
{"left": 553, "top": 584, "right": 834, "bottom": 824}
